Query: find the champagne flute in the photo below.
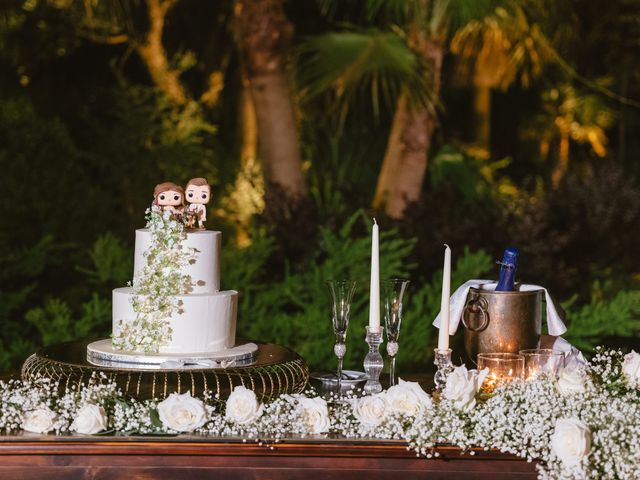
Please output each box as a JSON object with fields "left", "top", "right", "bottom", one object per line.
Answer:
{"left": 383, "top": 278, "right": 410, "bottom": 386}
{"left": 326, "top": 280, "right": 357, "bottom": 394}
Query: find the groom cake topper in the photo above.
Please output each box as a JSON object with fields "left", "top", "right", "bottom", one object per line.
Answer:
{"left": 185, "top": 177, "right": 211, "bottom": 230}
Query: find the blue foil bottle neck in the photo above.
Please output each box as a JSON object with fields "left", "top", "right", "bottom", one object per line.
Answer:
{"left": 495, "top": 247, "right": 519, "bottom": 291}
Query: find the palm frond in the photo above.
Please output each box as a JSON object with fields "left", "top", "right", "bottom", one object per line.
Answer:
{"left": 295, "top": 29, "right": 434, "bottom": 119}
{"left": 364, "top": 0, "right": 413, "bottom": 24}
{"left": 445, "top": 0, "right": 502, "bottom": 33}
{"left": 451, "top": 3, "right": 558, "bottom": 90}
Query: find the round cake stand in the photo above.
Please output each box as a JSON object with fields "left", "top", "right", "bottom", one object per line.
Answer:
{"left": 22, "top": 339, "right": 309, "bottom": 402}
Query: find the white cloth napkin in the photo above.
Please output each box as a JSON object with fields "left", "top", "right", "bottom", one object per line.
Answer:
{"left": 547, "top": 335, "right": 586, "bottom": 367}
{"left": 433, "top": 279, "right": 568, "bottom": 336}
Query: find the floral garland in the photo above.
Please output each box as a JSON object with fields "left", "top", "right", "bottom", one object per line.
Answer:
{"left": 112, "top": 210, "right": 197, "bottom": 352}
{"left": 2, "top": 348, "right": 639, "bottom": 479}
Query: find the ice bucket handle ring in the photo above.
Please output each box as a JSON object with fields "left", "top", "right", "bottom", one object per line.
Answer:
{"left": 462, "top": 297, "right": 489, "bottom": 332}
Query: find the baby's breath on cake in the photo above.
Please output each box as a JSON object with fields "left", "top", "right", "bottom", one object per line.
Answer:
{"left": 112, "top": 209, "right": 197, "bottom": 352}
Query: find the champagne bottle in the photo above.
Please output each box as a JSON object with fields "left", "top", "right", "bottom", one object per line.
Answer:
{"left": 495, "top": 247, "right": 519, "bottom": 291}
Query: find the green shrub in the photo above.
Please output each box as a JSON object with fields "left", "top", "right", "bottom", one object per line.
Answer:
{"left": 25, "top": 294, "right": 110, "bottom": 347}
{"left": 77, "top": 232, "right": 133, "bottom": 287}
{"left": 563, "top": 287, "right": 640, "bottom": 353}
{"left": 227, "top": 211, "right": 495, "bottom": 372}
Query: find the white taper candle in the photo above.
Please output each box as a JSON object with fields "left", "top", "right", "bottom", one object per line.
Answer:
{"left": 438, "top": 244, "right": 451, "bottom": 350}
{"left": 368, "top": 219, "right": 380, "bottom": 332}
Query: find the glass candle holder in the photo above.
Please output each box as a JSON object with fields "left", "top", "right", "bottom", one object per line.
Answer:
{"left": 519, "top": 349, "right": 565, "bottom": 380}
{"left": 477, "top": 353, "right": 524, "bottom": 393}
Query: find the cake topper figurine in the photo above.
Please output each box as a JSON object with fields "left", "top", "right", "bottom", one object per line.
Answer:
{"left": 152, "top": 182, "right": 185, "bottom": 218}
{"left": 185, "top": 177, "right": 211, "bottom": 229}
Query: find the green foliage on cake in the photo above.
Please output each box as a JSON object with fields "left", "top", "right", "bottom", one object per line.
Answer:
{"left": 112, "top": 210, "right": 196, "bottom": 353}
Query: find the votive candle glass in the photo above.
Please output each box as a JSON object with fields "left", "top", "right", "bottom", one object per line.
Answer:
{"left": 477, "top": 352, "right": 524, "bottom": 393}
{"left": 519, "top": 349, "right": 565, "bottom": 380}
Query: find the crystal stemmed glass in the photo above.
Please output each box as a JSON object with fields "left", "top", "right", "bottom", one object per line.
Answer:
{"left": 326, "top": 280, "right": 357, "bottom": 394}
{"left": 383, "top": 278, "right": 410, "bottom": 386}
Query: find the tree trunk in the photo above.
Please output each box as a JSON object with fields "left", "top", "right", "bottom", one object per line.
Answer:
{"left": 136, "top": 0, "right": 188, "bottom": 106}
{"left": 240, "top": 80, "right": 258, "bottom": 168}
{"left": 373, "top": 37, "right": 443, "bottom": 219}
{"left": 233, "top": 0, "right": 306, "bottom": 200}
{"left": 235, "top": 81, "right": 263, "bottom": 246}
{"left": 552, "top": 129, "right": 570, "bottom": 189}
{"left": 473, "top": 84, "right": 491, "bottom": 154}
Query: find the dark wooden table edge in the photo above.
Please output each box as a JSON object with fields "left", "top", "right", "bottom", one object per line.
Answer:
{"left": 0, "top": 437, "right": 526, "bottom": 461}
{"left": 0, "top": 439, "right": 539, "bottom": 479}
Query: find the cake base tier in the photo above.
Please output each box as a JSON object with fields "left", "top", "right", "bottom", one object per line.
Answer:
{"left": 22, "top": 339, "right": 309, "bottom": 401}
{"left": 112, "top": 287, "right": 238, "bottom": 354}
{"left": 87, "top": 339, "right": 259, "bottom": 369}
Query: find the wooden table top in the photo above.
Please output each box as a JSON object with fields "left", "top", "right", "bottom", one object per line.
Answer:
{"left": 0, "top": 435, "right": 538, "bottom": 480}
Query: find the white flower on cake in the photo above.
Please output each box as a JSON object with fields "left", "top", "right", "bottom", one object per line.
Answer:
{"left": 225, "top": 386, "right": 264, "bottom": 425}
{"left": 112, "top": 208, "right": 197, "bottom": 353}
{"left": 550, "top": 418, "right": 591, "bottom": 466}
{"left": 385, "top": 379, "right": 433, "bottom": 416}
{"left": 443, "top": 365, "right": 488, "bottom": 411}
{"left": 622, "top": 350, "right": 640, "bottom": 387}
{"left": 352, "top": 393, "right": 389, "bottom": 427}
{"left": 22, "top": 407, "right": 57, "bottom": 434}
{"left": 556, "top": 367, "right": 587, "bottom": 396}
{"left": 71, "top": 404, "right": 108, "bottom": 434}
{"left": 157, "top": 392, "right": 207, "bottom": 432}
{"left": 293, "top": 396, "right": 330, "bottom": 434}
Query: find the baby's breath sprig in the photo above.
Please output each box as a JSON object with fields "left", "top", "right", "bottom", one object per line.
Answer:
{"left": 112, "top": 209, "right": 197, "bottom": 352}
{"left": 5, "top": 348, "right": 640, "bottom": 479}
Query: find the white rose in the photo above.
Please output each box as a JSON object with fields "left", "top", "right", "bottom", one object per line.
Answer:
{"left": 225, "top": 386, "right": 264, "bottom": 425}
{"left": 157, "top": 392, "right": 207, "bottom": 432}
{"left": 556, "top": 367, "right": 587, "bottom": 396}
{"left": 443, "top": 365, "right": 488, "bottom": 411}
{"left": 22, "top": 407, "right": 57, "bottom": 434}
{"left": 352, "top": 394, "right": 388, "bottom": 427}
{"left": 386, "top": 379, "right": 433, "bottom": 416}
{"left": 71, "top": 404, "right": 108, "bottom": 434}
{"left": 550, "top": 418, "right": 591, "bottom": 466}
{"left": 622, "top": 350, "right": 640, "bottom": 387}
{"left": 295, "top": 396, "right": 330, "bottom": 434}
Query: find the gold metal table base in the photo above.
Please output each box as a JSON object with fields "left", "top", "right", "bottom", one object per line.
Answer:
{"left": 22, "top": 339, "right": 309, "bottom": 401}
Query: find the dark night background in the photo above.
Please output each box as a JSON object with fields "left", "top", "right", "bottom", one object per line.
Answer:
{"left": 1, "top": 0, "right": 640, "bottom": 373}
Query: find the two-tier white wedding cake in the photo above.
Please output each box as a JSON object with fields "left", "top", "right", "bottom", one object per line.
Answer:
{"left": 87, "top": 179, "right": 257, "bottom": 368}
{"left": 112, "top": 229, "right": 238, "bottom": 354}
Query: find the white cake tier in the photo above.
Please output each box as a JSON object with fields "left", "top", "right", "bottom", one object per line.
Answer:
{"left": 133, "top": 229, "right": 221, "bottom": 294}
{"left": 113, "top": 287, "right": 238, "bottom": 354}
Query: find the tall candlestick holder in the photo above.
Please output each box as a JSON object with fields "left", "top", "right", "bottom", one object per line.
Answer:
{"left": 363, "top": 326, "right": 384, "bottom": 394}
{"left": 433, "top": 348, "right": 453, "bottom": 393}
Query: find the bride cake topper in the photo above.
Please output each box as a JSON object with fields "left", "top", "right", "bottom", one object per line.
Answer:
{"left": 152, "top": 182, "right": 185, "bottom": 218}
{"left": 185, "top": 177, "right": 211, "bottom": 230}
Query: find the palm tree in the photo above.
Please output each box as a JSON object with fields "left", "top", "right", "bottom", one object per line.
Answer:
{"left": 62, "top": 0, "right": 307, "bottom": 216}
{"left": 450, "top": 4, "right": 557, "bottom": 154}
{"left": 525, "top": 84, "right": 614, "bottom": 187}
{"left": 233, "top": 0, "right": 307, "bottom": 202}
{"left": 373, "top": 22, "right": 443, "bottom": 218}
{"left": 297, "top": 0, "right": 501, "bottom": 218}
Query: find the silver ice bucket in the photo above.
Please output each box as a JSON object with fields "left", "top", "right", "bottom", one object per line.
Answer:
{"left": 462, "top": 287, "right": 543, "bottom": 361}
